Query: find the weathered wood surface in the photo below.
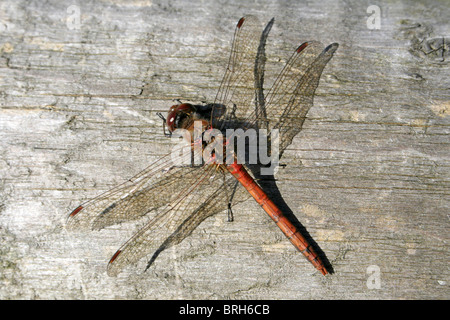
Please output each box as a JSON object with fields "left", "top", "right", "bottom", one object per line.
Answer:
{"left": 0, "top": 0, "right": 448, "bottom": 299}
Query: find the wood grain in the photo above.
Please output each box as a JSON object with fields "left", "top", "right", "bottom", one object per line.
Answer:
{"left": 0, "top": 0, "right": 448, "bottom": 299}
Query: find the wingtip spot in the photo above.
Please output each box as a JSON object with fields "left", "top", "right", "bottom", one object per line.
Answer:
{"left": 237, "top": 17, "right": 245, "bottom": 28}
{"left": 69, "top": 205, "right": 83, "bottom": 217}
{"left": 296, "top": 42, "right": 309, "bottom": 53}
{"left": 109, "top": 250, "right": 122, "bottom": 264}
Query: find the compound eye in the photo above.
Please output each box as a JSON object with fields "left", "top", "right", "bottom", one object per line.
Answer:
{"left": 166, "top": 103, "right": 193, "bottom": 132}
{"left": 167, "top": 114, "right": 176, "bottom": 132}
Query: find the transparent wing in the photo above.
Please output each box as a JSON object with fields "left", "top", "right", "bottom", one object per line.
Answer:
{"left": 67, "top": 140, "right": 250, "bottom": 277}
{"left": 66, "top": 144, "right": 200, "bottom": 230}
{"left": 212, "top": 16, "right": 338, "bottom": 158}
{"left": 264, "top": 42, "right": 339, "bottom": 155}
{"left": 106, "top": 164, "right": 250, "bottom": 276}
{"left": 211, "top": 15, "right": 268, "bottom": 130}
{"left": 237, "top": 41, "right": 339, "bottom": 156}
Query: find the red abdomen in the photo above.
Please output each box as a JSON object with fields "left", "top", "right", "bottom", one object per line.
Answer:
{"left": 226, "top": 161, "right": 328, "bottom": 275}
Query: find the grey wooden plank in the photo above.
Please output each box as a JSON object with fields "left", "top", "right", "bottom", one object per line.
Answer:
{"left": 0, "top": 0, "right": 448, "bottom": 299}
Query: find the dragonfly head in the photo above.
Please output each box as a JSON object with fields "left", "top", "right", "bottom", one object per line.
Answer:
{"left": 166, "top": 103, "right": 195, "bottom": 132}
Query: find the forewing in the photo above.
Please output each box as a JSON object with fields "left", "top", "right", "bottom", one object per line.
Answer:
{"left": 212, "top": 17, "right": 338, "bottom": 159}
{"left": 212, "top": 15, "right": 263, "bottom": 130}
{"left": 66, "top": 144, "right": 197, "bottom": 230}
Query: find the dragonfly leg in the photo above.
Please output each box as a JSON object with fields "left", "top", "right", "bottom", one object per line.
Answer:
{"left": 227, "top": 203, "right": 234, "bottom": 222}
{"left": 221, "top": 169, "right": 236, "bottom": 222}
{"left": 156, "top": 112, "right": 172, "bottom": 137}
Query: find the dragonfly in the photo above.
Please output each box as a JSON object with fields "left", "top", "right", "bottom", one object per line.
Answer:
{"left": 67, "top": 15, "right": 338, "bottom": 277}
